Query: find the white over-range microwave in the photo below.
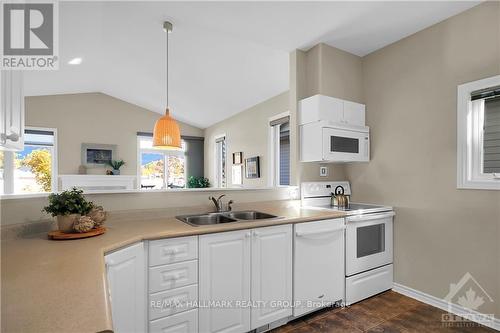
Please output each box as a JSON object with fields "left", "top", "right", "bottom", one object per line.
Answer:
{"left": 300, "top": 121, "right": 370, "bottom": 162}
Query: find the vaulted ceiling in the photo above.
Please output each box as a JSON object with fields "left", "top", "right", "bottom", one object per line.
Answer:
{"left": 24, "top": 1, "right": 479, "bottom": 128}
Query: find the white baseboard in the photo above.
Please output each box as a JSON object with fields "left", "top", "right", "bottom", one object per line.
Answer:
{"left": 392, "top": 283, "right": 500, "bottom": 331}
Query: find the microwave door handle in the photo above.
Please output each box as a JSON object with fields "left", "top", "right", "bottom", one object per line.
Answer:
{"left": 347, "top": 211, "right": 395, "bottom": 223}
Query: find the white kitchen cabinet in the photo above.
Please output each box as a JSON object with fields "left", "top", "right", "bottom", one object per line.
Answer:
{"left": 293, "top": 218, "right": 345, "bottom": 317}
{"left": 149, "top": 309, "right": 198, "bottom": 333}
{"left": 105, "top": 242, "right": 146, "bottom": 333}
{"left": 298, "top": 94, "right": 365, "bottom": 127}
{"left": 343, "top": 100, "right": 365, "bottom": 126}
{"left": 199, "top": 225, "right": 293, "bottom": 333}
{"left": 199, "top": 229, "right": 252, "bottom": 333}
{"left": 0, "top": 70, "right": 24, "bottom": 151}
{"left": 251, "top": 225, "right": 292, "bottom": 328}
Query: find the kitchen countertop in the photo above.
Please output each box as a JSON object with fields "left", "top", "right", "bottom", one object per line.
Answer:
{"left": 1, "top": 202, "right": 346, "bottom": 333}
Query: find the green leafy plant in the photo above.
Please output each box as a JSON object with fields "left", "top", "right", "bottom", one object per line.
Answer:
{"left": 106, "top": 159, "right": 126, "bottom": 170}
{"left": 42, "top": 187, "right": 95, "bottom": 217}
{"left": 187, "top": 176, "right": 210, "bottom": 188}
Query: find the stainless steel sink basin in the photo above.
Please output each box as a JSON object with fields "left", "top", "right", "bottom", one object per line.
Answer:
{"left": 177, "top": 213, "right": 237, "bottom": 226}
{"left": 176, "top": 210, "right": 280, "bottom": 226}
{"left": 227, "top": 211, "right": 278, "bottom": 220}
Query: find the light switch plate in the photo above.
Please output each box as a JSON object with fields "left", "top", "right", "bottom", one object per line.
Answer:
{"left": 320, "top": 166, "right": 328, "bottom": 177}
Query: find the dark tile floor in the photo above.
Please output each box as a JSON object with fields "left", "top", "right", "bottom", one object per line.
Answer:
{"left": 271, "top": 291, "right": 497, "bottom": 333}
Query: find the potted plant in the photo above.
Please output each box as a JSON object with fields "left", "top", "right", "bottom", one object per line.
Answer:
{"left": 187, "top": 176, "right": 210, "bottom": 188}
{"left": 106, "top": 160, "right": 125, "bottom": 175}
{"left": 43, "top": 187, "right": 95, "bottom": 233}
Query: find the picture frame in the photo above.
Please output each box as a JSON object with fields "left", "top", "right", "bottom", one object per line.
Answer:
{"left": 81, "top": 143, "right": 117, "bottom": 167}
{"left": 245, "top": 156, "right": 260, "bottom": 179}
{"left": 232, "top": 165, "right": 243, "bottom": 185}
{"left": 233, "top": 152, "right": 243, "bottom": 164}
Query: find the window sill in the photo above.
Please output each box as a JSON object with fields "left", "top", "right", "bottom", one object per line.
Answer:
{"left": 0, "top": 186, "right": 299, "bottom": 200}
{"left": 457, "top": 179, "right": 500, "bottom": 190}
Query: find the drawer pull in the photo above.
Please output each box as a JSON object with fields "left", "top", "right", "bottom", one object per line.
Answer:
{"left": 295, "top": 226, "right": 345, "bottom": 237}
{"left": 163, "top": 247, "right": 180, "bottom": 255}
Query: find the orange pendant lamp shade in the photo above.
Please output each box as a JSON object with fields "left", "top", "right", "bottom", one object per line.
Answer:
{"left": 153, "top": 108, "right": 181, "bottom": 149}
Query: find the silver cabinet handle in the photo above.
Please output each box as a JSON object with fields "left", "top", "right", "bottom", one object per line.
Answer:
{"left": 1, "top": 132, "right": 19, "bottom": 142}
{"left": 347, "top": 211, "right": 395, "bottom": 223}
{"left": 295, "top": 226, "right": 345, "bottom": 237}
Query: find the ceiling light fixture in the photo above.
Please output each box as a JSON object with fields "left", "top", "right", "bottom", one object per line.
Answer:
{"left": 68, "top": 57, "right": 82, "bottom": 65}
{"left": 153, "top": 21, "right": 181, "bottom": 149}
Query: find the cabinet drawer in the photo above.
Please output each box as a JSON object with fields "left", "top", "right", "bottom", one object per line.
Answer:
{"left": 149, "top": 236, "right": 198, "bottom": 266}
{"left": 346, "top": 264, "right": 393, "bottom": 305}
{"left": 149, "top": 284, "right": 198, "bottom": 320}
{"left": 149, "top": 308, "right": 198, "bottom": 333}
{"left": 149, "top": 260, "right": 198, "bottom": 293}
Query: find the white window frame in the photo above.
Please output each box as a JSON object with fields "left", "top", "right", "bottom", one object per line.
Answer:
{"left": 268, "top": 111, "right": 290, "bottom": 187}
{"left": 457, "top": 75, "right": 500, "bottom": 190}
{"left": 214, "top": 134, "right": 227, "bottom": 188}
{"left": 136, "top": 136, "right": 187, "bottom": 190}
{"left": 1, "top": 126, "right": 58, "bottom": 195}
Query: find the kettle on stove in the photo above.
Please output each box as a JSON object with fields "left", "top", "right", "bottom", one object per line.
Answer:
{"left": 331, "top": 185, "right": 350, "bottom": 208}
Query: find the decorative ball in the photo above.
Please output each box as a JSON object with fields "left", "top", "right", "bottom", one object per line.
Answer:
{"left": 74, "top": 216, "right": 95, "bottom": 233}
{"left": 87, "top": 206, "right": 108, "bottom": 227}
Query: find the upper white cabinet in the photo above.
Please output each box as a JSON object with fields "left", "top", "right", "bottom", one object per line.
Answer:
{"left": 298, "top": 94, "right": 365, "bottom": 127}
{"left": 199, "top": 229, "right": 252, "bottom": 333}
{"left": 1, "top": 71, "right": 24, "bottom": 151}
{"left": 105, "top": 242, "right": 146, "bottom": 333}
{"left": 199, "top": 224, "right": 293, "bottom": 333}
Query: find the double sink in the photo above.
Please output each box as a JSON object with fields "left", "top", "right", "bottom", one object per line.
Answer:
{"left": 176, "top": 210, "right": 281, "bottom": 227}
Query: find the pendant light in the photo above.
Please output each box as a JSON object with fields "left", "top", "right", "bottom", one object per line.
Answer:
{"left": 153, "top": 21, "right": 181, "bottom": 149}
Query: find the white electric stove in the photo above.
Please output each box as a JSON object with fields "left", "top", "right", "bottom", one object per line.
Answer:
{"left": 301, "top": 181, "right": 395, "bottom": 305}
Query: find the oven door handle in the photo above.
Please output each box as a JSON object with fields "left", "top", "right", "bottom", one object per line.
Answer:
{"left": 295, "top": 225, "right": 346, "bottom": 238}
{"left": 346, "top": 211, "right": 395, "bottom": 223}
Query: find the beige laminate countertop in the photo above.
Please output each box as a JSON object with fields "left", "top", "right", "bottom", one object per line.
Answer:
{"left": 1, "top": 203, "right": 346, "bottom": 333}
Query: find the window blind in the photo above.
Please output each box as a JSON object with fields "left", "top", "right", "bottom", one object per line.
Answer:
{"left": 270, "top": 115, "right": 290, "bottom": 127}
{"left": 24, "top": 129, "right": 54, "bottom": 146}
{"left": 483, "top": 97, "right": 500, "bottom": 173}
{"left": 471, "top": 85, "right": 500, "bottom": 101}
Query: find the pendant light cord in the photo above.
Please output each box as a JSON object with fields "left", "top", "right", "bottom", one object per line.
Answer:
{"left": 166, "top": 28, "right": 169, "bottom": 110}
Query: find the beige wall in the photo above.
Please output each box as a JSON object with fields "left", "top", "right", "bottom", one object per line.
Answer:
{"left": 305, "top": 43, "right": 364, "bottom": 103}
{"left": 204, "top": 92, "right": 289, "bottom": 188}
{"left": 345, "top": 2, "right": 500, "bottom": 316}
{"left": 25, "top": 93, "right": 203, "bottom": 176}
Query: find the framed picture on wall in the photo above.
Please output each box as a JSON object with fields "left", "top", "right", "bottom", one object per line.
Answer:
{"left": 233, "top": 152, "right": 243, "bottom": 164}
{"left": 232, "top": 165, "right": 243, "bottom": 185}
{"left": 245, "top": 156, "right": 260, "bottom": 179}
{"left": 81, "top": 143, "right": 117, "bottom": 167}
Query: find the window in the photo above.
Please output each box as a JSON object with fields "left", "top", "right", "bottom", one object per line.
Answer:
{"left": 270, "top": 113, "right": 290, "bottom": 186}
{"left": 137, "top": 134, "right": 186, "bottom": 189}
{"left": 457, "top": 75, "right": 500, "bottom": 190}
{"left": 0, "top": 128, "right": 57, "bottom": 195}
{"left": 215, "top": 136, "right": 226, "bottom": 188}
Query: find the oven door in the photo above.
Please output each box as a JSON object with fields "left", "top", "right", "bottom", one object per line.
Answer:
{"left": 346, "top": 211, "right": 394, "bottom": 276}
{"left": 322, "top": 127, "right": 369, "bottom": 162}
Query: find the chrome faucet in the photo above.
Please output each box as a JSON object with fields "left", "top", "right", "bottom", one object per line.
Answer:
{"left": 209, "top": 195, "right": 233, "bottom": 212}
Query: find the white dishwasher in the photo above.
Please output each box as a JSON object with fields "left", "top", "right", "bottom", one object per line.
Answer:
{"left": 293, "top": 218, "right": 345, "bottom": 317}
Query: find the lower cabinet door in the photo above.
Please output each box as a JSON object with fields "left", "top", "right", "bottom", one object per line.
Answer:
{"left": 199, "top": 229, "right": 251, "bottom": 333}
{"left": 149, "top": 309, "right": 198, "bottom": 333}
{"left": 105, "top": 242, "right": 146, "bottom": 333}
{"left": 251, "top": 224, "right": 292, "bottom": 329}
